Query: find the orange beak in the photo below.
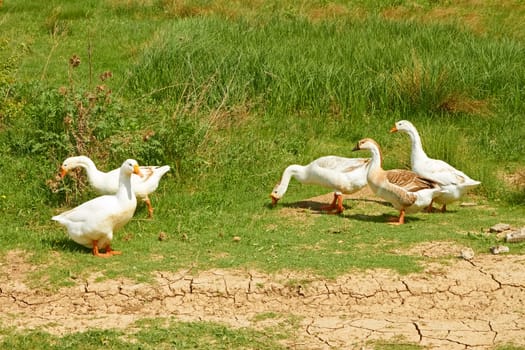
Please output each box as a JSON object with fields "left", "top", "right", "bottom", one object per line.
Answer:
{"left": 270, "top": 194, "right": 279, "bottom": 206}
{"left": 59, "top": 166, "right": 68, "bottom": 178}
{"left": 133, "top": 164, "right": 143, "bottom": 177}
{"left": 390, "top": 126, "right": 398, "bottom": 133}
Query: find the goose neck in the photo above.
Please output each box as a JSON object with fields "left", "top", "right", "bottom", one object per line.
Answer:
{"left": 74, "top": 157, "right": 103, "bottom": 181}
{"left": 287, "top": 164, "right": 308, "bottom": 183}
{"left": 117, "top": 172, "right": 134, "bottom": 201}
{"left": 367, "top": 145, "right": 383, "bottom": 172}
{"left": 276, "top": 165, "right": 305, "bottom": 194}
{"left": 405, "top": 128, "right": 428, "bottom": 164}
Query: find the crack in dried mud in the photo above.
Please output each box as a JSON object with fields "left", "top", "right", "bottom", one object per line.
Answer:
{"left": 1, "top": 250, "right": 525, "bottom": 349}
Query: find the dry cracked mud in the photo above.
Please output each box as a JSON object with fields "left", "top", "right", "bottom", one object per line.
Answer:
{"left": 1, "top": 248, "right": 525, "bottom": 349}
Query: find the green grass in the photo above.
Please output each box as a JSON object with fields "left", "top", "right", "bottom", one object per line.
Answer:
{"left": 0, "top": 319, "right": 288, "bottom": 350}
{"left": 1, "top": 0, "right": 525, "bottom": 348}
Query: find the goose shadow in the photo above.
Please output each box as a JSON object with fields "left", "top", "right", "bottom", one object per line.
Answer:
{"left": 426, "top": 207, "right": 458, "bottom": 214}
{"left": 266, "top": 197, "right": 393, "bottom": 213}
{"left": 264, "top": 199, "right": 327, "bottom": 212}
{"left": 343, "top": 213, "right": 424, "bottom": 224}
{"left": 42, "top": 237, "right": 92, "bottom": 255}
{"left": 267, "top": 197, "right": 426, "bottom": 224}
{"left": 266, "top": 199, "right": 339, "bottom": 213}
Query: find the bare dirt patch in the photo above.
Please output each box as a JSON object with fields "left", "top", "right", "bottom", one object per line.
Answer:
{"left": 1, "top": 249, "right": 525, "bottom": 349}
{"left": 279, "top": 187, "right": 386, "bottom": 213}
{"left": 402, "top": 241, "right": 467, "bottom": 258}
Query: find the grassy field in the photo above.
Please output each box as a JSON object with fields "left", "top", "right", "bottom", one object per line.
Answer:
{"left": 1, "top": 0, "right": 525, "bottom": 348}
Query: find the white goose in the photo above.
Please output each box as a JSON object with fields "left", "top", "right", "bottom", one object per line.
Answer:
{"left": 390, "top": 120, "right": 481, "bottom": 212}
{"left": 52, "top": 159, "right": 142, "bottom": 257}
{"left": 270, "top": 156, "right": 370, "bottom": 214}
{"left": 352, "top": 138, "right": 446, "bottom": 225}
{"left": 59, "top": 156, "right": 170, "bottom": 218}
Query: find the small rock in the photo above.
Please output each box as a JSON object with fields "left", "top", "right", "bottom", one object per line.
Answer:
{"left": 490, "top": 245, "right": 510, "bottom": 254}
{"left": 232, "top": 236, "right": 241, "bottom": 242}
{"left": 460, "top": 248, "right": 475, "bottom": 260}
{"left": 158, "top": 232, "right": 168, "bottom": 241}
{"left": 489, "top": 223, "right": 511, "bottom": 233}
{"left": 506, "top": 228, "right": 525, "bottom": 243}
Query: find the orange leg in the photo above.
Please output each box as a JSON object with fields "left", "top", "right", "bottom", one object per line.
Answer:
{"left": 105, "top": 245, "right": 122, "bottom": 256}
{"left": 92, "top": 241, "right": 99, "bottom": 256}
{"left": 321, "top": 193, "right": 344, "bottom": 214}
{"left": 426, "top": 200, "right": 435, "bottom": 213}
{"left": 388, "top": 209, "right": 405, "bottom": 225}
{"left": 335, "top": 194, "right": 344, "bottom": 214}
{"left": 92, "top": 240, "right": 110, "bottom": 257}
{"left": 398, "top": 209, "right": 406, "bottom": 224}
{"left": 144, "top": 197, "right": 154, "bottom": 218}
{"left": 92, "top": 240, "right": 120, "bottom": 257}
{"left": 440, "top": 204, "right": 447, "bottom": 213}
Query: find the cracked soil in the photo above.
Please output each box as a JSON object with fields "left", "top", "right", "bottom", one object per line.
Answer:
{"left": 2, "top": 250, "right": 525, "bottom": 349}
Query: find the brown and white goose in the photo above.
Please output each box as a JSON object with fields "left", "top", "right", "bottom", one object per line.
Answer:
{"left": 270, "top": 156, "right": 370, "bottom": 214}
{"left": 352, "top": 138, "right": 446, "bottom": 224}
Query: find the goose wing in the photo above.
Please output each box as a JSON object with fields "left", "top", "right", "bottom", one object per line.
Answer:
{"left": 54, "top": 195, "right": 119, "bottom": 222}
{"left": 316, "top": 156, "right": 369, "bottom": 173}
{"left": 386, "top": 169, "right": 437, "bottom": 192}
{"left": 418, "top": 158, "right": 478, "bottom": 186}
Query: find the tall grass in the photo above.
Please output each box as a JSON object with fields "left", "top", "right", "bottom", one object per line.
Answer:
{"left": 122, "top": 14, "right": 524, "bottom": 200}
{"left": 126, "top": 15, "right": 525, "bottom": 116}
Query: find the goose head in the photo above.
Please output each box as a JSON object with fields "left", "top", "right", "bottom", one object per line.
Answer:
{"left": 59, "top": 156, "right": 91, "bottom": 178}
{"left": 352, "top": 138, "right": 384, "bottom": 167}
{"left": 352, "top": 138, "right": 380, "bottom": 152}
{"left": 390, "top": 120, "right": 415, "bottom": 134}
{"left": 122, "top": 159, "right": 142, "bottom": 177}
{"left": 270, "top": 183, "right": 283, "bottom": 206}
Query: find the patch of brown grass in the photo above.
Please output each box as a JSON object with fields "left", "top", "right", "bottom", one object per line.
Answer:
{"left": 157, "top": 0, "right": 271, "bottom": 20}
{"left": 307, "top": 3, "right": 368, "bottom": 23}
{"left": 515, "top": 169, "right": 525, "bottom": 188}
{"left": 382, "top": 1, "right": 525, "bottom": 39}
{"left": 160, "top": 0, "right": 209, "bottom": 18}
{"left": 393, "top": 56, "right": 448, "bottom": 106}
{"left": 423, "top": 6, "right": 485, "bottom": 35}
{"left": 438, "top": 94, "right": 492, "bottom": 115}
{"left": 381, "top": 3, "right": 486, "bottom": 36}
{"left": 106, "top": 0, "right": 156, "bottom": 7}
{"left": 381, "top": 5, "right": 419, "bottom": 21}
{"left": 502, "top": 168, "right": 525, "bottom": 190}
